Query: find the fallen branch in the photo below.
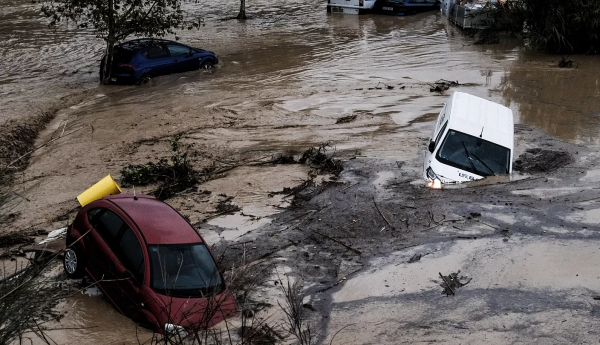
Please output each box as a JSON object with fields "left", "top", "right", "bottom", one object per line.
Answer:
{"left": 373, "top": 197, "right": 393, "bottom": 228}
{"left": 2, "top": 127, "right": 84, "bottom": 173}
{"left": 439, "top": 272, "right": 455, "bottom": 296}
{"left": 313, "top": 230, "right": 361, "bottom": 255}
{"left": 340, "top": 182, "right": 359, "bottom": 191}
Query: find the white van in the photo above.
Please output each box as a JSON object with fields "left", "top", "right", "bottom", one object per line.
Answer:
{"left": 423, "top": 92, "right": 513, "bottom": 188}
{"left": 327, "top": 0, "right": 377, "bottom": 14}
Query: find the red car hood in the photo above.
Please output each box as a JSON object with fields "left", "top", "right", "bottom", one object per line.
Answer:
{"left": 151, "top": 289, "right": 238, "bottom": 331}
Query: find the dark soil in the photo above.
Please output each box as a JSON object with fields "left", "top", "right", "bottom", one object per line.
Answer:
{"left": 514, "top": 148, "right": 573, "bottom": 173}
{"left": 0, "top": 232, "right": 34, "bottom": 248}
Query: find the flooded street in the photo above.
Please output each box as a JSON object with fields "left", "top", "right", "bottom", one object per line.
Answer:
{"left": 2, "top": 0, "right": 600, "bottom": 343}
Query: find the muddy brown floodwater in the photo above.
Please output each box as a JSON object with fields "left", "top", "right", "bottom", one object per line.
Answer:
{"left": 2, "top": 0, "right": 600, "bottom": 343}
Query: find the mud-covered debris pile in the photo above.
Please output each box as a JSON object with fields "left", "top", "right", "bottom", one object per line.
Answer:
{"left": 299, "top": 143, "right": 343, "bottom": 176}
{"left": 430, "top": 79, "right": 459, "bottom": 93}
{"left": 514, "top": 148, "right": 573, "bottom": 173}
{"left": 439, "top": 271, "right": 471, "bottom": 296}
{"left": 336, "top": 114, "right": 357, "bottom": 124}
{"left": 0, "top": 232, "right": 33, "bottom": 249}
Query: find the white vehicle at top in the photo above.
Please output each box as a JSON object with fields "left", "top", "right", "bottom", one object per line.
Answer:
{"left": 423, "top": 91, "right": 514, "bottom": 188}
{"left": 327, "top": 0, "right": 378, "bottom": 14}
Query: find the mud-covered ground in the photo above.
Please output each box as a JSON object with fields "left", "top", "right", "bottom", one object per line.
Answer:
{"left": 2, "top": 0, "right": 600, "bottom": 343}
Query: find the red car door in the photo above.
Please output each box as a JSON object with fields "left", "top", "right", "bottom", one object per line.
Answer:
{"left": 107, "top": 224, "right": 148, "bottom": 321}
{"left": 85, "top": 207, "right": 144, "bottom": 316}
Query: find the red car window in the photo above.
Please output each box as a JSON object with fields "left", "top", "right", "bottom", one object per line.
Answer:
{"left": 116, "top": 228, "right": 145, "bottom": 284}
{"left": 93, "top": 209, "right": 125, "bottom": 246}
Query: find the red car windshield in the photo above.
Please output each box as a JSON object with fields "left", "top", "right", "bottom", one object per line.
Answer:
{"left": 148, "top": 243, "right": 223, "bottom": 297}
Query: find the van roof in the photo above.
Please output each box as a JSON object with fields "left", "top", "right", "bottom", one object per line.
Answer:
{"left": 447, "top": 92, "right": 513, "bottom": 150}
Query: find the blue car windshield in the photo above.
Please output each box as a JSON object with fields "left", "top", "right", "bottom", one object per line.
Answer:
{"left": 148, "top": 243, "right": 223, "bottom": 297}
{"left": 436, "top": 130, "right": 510, "bottom": 176}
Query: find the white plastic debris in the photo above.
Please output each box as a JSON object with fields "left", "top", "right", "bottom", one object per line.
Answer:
{"left": 39, "top": 227, "right": 67, "bottom": 245}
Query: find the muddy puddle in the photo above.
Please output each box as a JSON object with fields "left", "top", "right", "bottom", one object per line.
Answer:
{"left": 3, "top": 0, "right": 600, "bottom": 343}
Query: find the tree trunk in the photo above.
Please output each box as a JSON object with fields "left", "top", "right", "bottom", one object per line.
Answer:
{"left": 237, "top": 0, "right": 247, "bottom": 19}
{"left": 102, "top": 0, "right": 116, "bottom": 84}
{"left": 102, "top": 39, "right": 116, "bottom": 85}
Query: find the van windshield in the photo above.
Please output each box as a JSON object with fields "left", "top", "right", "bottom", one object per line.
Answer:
{"left": 148, "top": 243, "right": 223, "bottom": 297}
{"left": 436, "top": 130, "right": 510, "bottom": 177}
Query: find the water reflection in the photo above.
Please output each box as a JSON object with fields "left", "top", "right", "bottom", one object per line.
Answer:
{"left": 498, "top": 54, "right": 600, "bottom": 144}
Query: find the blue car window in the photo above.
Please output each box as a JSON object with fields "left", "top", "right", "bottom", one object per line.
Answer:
{"left": 143, "top": 45, "right": 170, "bottom": 59}
{"left": 167, "top": 44, "right": 191, "bottom": 57}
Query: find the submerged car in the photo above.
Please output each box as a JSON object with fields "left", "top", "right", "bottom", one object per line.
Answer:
{"left": 374, "top": 0, "right": 439, "bottom": 15}
{"left": 100, "top": 39, "right": 218, "bottom": 84}
{"left": 63, "top": 194, "right": 236, "bottom": 333}
{"left": 327, "top": 0, "right": 377, "bottom": 14}
{"left": 423, "top": 91, "right": 514, "bottom": 188}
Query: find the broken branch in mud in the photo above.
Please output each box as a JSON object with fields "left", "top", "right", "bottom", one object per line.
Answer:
{"left": 373, "top": 197, "right": 393, "bottom": 228}
{"left": 313, "top": 230, "right": 361, "bottom": 255}
{"left": 439, "top": 272, "right": 455, "bottom": 296}
{"left": 1, "top": 126, "right": 84, "bottom": 173}
{"left": 439, "top": 271, "right": 472, "bottom": 296}
{"left": 340, "top": 182, "right": 359, "bottom": 191}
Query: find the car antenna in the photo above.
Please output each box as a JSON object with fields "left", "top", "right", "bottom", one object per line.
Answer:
{"left": 480, "top": 127, "right": 484, "bottom": 138}
{"left": 133, "top": 186, "right": 138, "bottom": 200}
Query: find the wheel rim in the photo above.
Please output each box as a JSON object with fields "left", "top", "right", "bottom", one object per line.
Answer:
{"left": 64, "top": 249, "right": 78, "bottom": 274}
{"left": 201, "top": 63, "right": 213, "bottom": 70}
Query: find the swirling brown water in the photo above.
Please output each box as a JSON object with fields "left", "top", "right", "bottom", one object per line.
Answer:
{"left": 3, "top": 0, "right": 600, "bottom": 342}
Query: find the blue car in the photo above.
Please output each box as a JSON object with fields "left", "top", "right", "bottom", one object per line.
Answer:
{"left": 100, "top": 39, "right": 219, "bottom": 84}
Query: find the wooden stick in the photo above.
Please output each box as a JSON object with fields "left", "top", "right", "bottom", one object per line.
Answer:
{"left": 2, "top": 127, "right": 83, "bottom": 172}
{"left": 439, "top": 272, "right": 455, "bottom": 295}
{"left": 340, "top": 182, "right": 359, "bottom": 191}
{"left": 314, "top": 230, "right": 361, "bottom": 255}
{"left": 373, "top": 197, "right": 393, "bottom": 228}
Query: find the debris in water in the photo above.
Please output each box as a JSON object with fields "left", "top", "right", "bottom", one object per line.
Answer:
{"left": 558, "top": 57, "right": 575, "bottom": 68}
{"left": 336, "top": 114, "right": 358, "bottom": 124}
{"left": 439, "top": 271, "right": 471, "bottom": 296}
{"left": 429, "top": 79, "right": 459, "bottom": 92}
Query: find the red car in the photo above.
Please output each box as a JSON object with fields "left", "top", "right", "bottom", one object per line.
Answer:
{"left": 63, "top": 194, "right": 236, "bottom": 334}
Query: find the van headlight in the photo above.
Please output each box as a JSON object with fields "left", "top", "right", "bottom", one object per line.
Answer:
{"left": 164, "top": 323, "right": 188, "bottom": 338}
{"left": 426, "top": 168, "right": 443, "bottom": 189}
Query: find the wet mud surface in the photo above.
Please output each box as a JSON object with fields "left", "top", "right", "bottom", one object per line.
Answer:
{"left": 2, "top": 0, "right": 600, "bottom": 343}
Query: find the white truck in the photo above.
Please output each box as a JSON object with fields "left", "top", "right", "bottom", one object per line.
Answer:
{"left": 423, "top": 92, "right": 514, "bottom": 188}
{"left": 327, "top": 0, "right": 378, "bottom": 14}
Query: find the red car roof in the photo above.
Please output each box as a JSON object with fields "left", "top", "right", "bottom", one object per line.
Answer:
{"left": 105, "top": 194, "right": 201, "bottom": 245}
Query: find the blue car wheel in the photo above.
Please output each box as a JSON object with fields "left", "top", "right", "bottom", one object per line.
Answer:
{"left": 200, "top": 60, "right": 215, "bottom": 70}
